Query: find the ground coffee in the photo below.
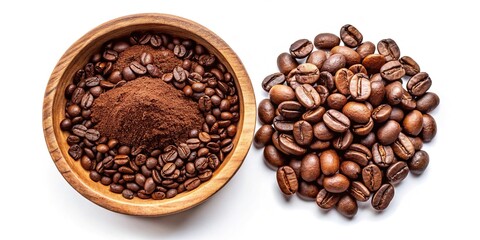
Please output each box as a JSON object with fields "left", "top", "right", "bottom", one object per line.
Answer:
{"left": 91, "top": 76, "right": 203, "bottom": 150}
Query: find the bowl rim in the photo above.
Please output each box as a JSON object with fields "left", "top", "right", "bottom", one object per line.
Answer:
{"left": 42, "top": 13, "right": 255, "bottom": 216}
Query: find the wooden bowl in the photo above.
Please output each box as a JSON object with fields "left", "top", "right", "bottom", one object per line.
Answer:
{"left": 42, "top": 13, "right": 255, "bottom": 216}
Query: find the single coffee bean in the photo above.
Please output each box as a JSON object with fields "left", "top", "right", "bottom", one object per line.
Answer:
{"left": 349, "top": 64, "right": 368, "bottom": 75}
{"left": 369, "top": 81, "right": 386, "bottom": 107}
{"left": 72, "top": 124, "right": 87, "bottom": 137}
{"left": 269, "top": 85, "right": 296, "bottom": 105}
{"left": 372, "top": 143, "right": 394, "bottom": 168}
{"left": 84, "top": 129, "right": 100, "bottom": 142}
{"left": 302, "top": 106, "right": 325, "bottom": 123}
{"left": 371, "top": 104, "right": 392, "bottom": 123}
{"left": 67, "top": 104, "right": 81, "bottom": 117}
{"left": 130, "top": 61, "right": 147, "bottom": 75}
{"left": 386, "top": 161, "right": 409, "bottom": 184}
{"left": 340, "top": 24, "right": 363, "bottom": 47}
{"left": 356, "top": 41, "right": 375, "bottom": 59}
{"left": 359, "top": 132, "right": 377, "bottom": 148}
{"left": 344, "top": 143, "right": 372, "bottom": 166}
{"left": 334, "top": 68, "right": 353, "bottom": 95}
{"left": 293, "top": 120, "right": 313, "bottom": 146}
{"left": 332, "top": 130, "right": 353, "bottom": 150}
{"left": 314, "top": 33, "right": 340, "bottom": 49}
{"left": 258, "top": 99, "right": 276, "bottom": 124}
{"left": 377, "top": 38, "right": 400, "bottom": 61}
{"left": 377, "top": 120, "right": 401, "bottom": 145}
{"left": 290, "top": 39, "right": 313, "bottom": 58}
{"left": 352, "top": 117, "right": 374, "bottom": 136}
{"left": 298, "top": 181, "right": 320, "bottom": 200}
{"left": 409, "top": 150, "right": 429, "bottom": 174}
{"left": 85, "top": 75, "right": 102, "bottom": 87}
{"left": 295, "top": 84, "right": 321, "bottom": 109}
{"left": 407, "top": 72, "right": 432, "bottom": 96}
{"left": 400, "top": 56, "right": 420, "bottom": 75}
{"left": 392, "top": 132, "right": 415, "bottom": 160}
{"left": 342, "top": 101, "right": 371, "bottom": 124}
{"left": 294, "top": 63, "right": 320, "bottom": 84}
{"left": 68, "top": 144, "right": 82, "bottom": 160}
{"left": 416, "top": 92, "right": 440, "bottom": 113}
{"left": 316, "top": 189, "right": 341, "bottom": 209}
{"left": 255, "top": 125, "right": 274, "bottom": 147}
{"left": 323, "top": 173, "right": 350, "bottom": 193}
{"left": 300, "top": 153, "right": 321, "bottom": 182}
{"left": 409, "top": 136, "right": 424, "bottom": 151}
{"left": 390, "top": 107, "right": 405, "bottom": 122}
{"left": 340, "top": 161, "right": 361, "bottom": 179}
{"left": 278, "top": 133, "right": 307, "bottom": 156}
{"left": 336, "top": 194, "right": 358, "bottom": 218}
{"left": 323, "top": 109, "right": 350, "bottom": 133}
{"left": 403, "top": 110, "right": 424, "bottom": 136}
{"left": 349, "top": 181, "right": 370, "bottom": 202}
{"left": 184, "top": 177, "right": 201, "bottom": 191}
{"left": 320, "top": 149, "right": 340, "bottom": 176}
{"left": 262, "top": 73, "right": 285, "bottom": 92}
{"left": 327, "top": 93, "right": 348, "bottom": 111}
{"left": 110, "top": 184, "right": 124, "bottom": 194}
{"left": 372, "top": 183, "right": 395, "bottom": 210}
{"left": 122, "top": 66, "right": 136, "bottom": 80}
{"left": 140, "top": 52, "right": 153, "bottom": 65}
{"left": 263, "top": 145, "right": 287, "bottom": 169}
{"left": 362, "top": 54, "right": 386, "bottom": 74}
{"left": 318, "top": 71, "right": 335, "bottom": 91}
{"left": 273, "top": 115, "right": 294, "bottom": 132}
{"left": 278, "top": 101, "right": 303, "bottom": 119}
{"left": 362, "top": 164, "right": 382, "bottom": 192}
{"left": 331, "top": 46, "right": 361, "bottom": 66}
{"left": 421, "top": 113, "right": 437, "bottom": 142}
{"left": 380, "top": 61, "right": 405, "bottom": 81}
{"left": 277, "top": 52, "right": 298, "bottom": 75}
{"left": 314, "top": 85, "right": 329, "bottom": 105}
{"left": 321, "top": 54, "right": 346, "bottom": 74}
{"left": 276, "top": 166, "right": 298, "bottom": 195}
{"left": 166, "top": 189, "right": 177, "bottom": 198}
{"left": 306, "top": 50, "right": 327, "bottom": 69}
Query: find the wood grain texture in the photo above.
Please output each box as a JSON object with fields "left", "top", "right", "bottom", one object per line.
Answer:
{"left": 42, "top": 13, "right": 256, "bottom": 216}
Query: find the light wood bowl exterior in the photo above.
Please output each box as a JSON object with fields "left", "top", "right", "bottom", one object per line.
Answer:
{"left": 43, "top": 13, "right": 255, "bottom": 216}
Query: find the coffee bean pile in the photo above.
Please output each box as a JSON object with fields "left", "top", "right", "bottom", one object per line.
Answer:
{"left": 255, "top": 24, "right": 438, "bottom": 217}
{"left": 61, "top": 32, "right": 239, "bottom": 200}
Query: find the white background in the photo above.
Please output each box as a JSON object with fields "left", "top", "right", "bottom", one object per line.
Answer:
{"left": 1, "top": 0, "right": 479, "bottom": 239}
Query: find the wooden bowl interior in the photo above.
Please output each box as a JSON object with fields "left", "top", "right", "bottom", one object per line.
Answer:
{"left": 45, "top": 14, "right": 254, "bottom": 216}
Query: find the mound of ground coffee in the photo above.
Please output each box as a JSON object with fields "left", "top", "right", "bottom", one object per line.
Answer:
{"left": 91, "top": 76, "right": 203, "bottom": 150}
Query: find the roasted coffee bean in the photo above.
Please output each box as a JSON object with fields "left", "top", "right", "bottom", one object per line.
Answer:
{"left": 378, "top": 39, "right": 400, "bottom": 61}
{"left": 258, "top": 99, "right": 275, "bottom": 124}
{"left": 302, "top": 106, "right": 325, "bottom": 124}
{"left": 326, "top": 93, "right": 348, "bottom": 110}
{"left": 278, "top": 133, "right": 307, "bottom": 156}
{"left": 290, "top": 39, "right": 313, "bottom": 58}
{"left": 295, "top": 84, "right": 321, "bottom": 109}
{"left": 314, "top": 33, "right": 340, "bottom": 49}
{"left": 177, "top": 143, "right": 191, "bottom": 159}
{"left": 273, "top": 115, "right": 294, "bottom": 132}
{"left": 416, "top": 92, "right": 440, "bottom": 113}
{"left": 386, "top": 161, "right": 409, "bottom": 184}
{"left": 323, "top": 109, "right": 350, "bottom": 132}
{"left": 362, "top": 164, "right": 382, "bottom": 192}
{"left": 421, "top": 114, "right": 437, "bottom": 142}
{"left": 409, "top": 136, "right": 424, "bottom": 151}
{"left": 166, "top": 189, "right": 178, "bottom": 198}
{"left": 122, "top": 66, "right": 136, "bottom": 80}
{"left": 362, "top": 54, "right": 386, "bottom": 74}
{"left": 60, "top": 119, "right": 72, "bottom": 131}
{"left": 372, "top": 143, "right": 394, "bottom": 168}
{"left": 300, "top": 153, "right": 321, "bottom": 182}
{"left": 146, "top": 64, "right": 162, "bottom": 77}
{"left": 140, "top": 52, "right": 153, "bottom": 65}
{"left": 356, "top": 41, "right": 376, "bottom": 59}
{"left": 407, "top": 72, "right": 432, "bottom": 96}
{"left": 323, "top": 173, "right": 350, "bottom": 193}
{"left": 294, "top": 63, "right": 320, "bottom": 84}
{"left": 409, "top": 150, "right": 429, "bottom": 174}
{"left": 400, "top": 56, "right": 420, "bottom": 75}
{"left": 371, "top": 104, "right": 392, "bottom": 123}
{"left": 71, "top": 87, "right": 85, "bottom": 104}
{"left": 85, "top": 129, "right": 100, "bottom": 142}
{"left": 198, "top": 96, "right": 212, "bottom": 112}
{"left": 349, "top": 64, "right": 367, "bottom": 75}
{"left": 403, "top": 110, "right": 424, "bottom": 136}
{"left": 316, "top": 189, "right": 340, "bottom": 209}
{"left": 342, "top": 101, "right": 371, "bottom": 124}
{"left": 293, "top": 120, "right": 313, "bottom": 146}
{"left": 372, "top": 183, "right": 394, "bottom": 210}
{"left": 320, "top": 149, "right": 340, "bottom": 176}
{"left": 72, "top": 124, "right": 87, "bottom": 137}
{"left": 255, "top": 125, "right": 274, "bottom": 147}
{"left": 103, "top": 49, "right": 118, "bottom": 61}
{"left": 334, "top": 68, "right": 353, "bottom": 95}
{"left": 184, "top": 177, "right": 201, "bottom": 191}
{"left": 306, "top": 50, "right": 327, "bottom": 69}
{"left": 67, "top": 104, "right": 81, "bottom": 117}
{"left": 340, "top": 24, "right": 363, "bottom": 47}
{"left": 353, "top": 118, "right": 372, "bottom": 134}
{"left": 377, "top": 120, "right": 401, "bottom": 145}
{"left": 310, "top": 140, "right": 331, "bottom": 150}
{"left": 313, "top": 121, "right": 335, "bottom": 140}
{"left": 68, "top": 144, "right": 82, "bottom": 160}
{"left": 331, "top": 46, "right": 361, "bottom": 66}
{"left": 269, "top": 85, "right": 296, "bottom": 105}
{"left": 359, "top": 132, "right": 377, "bottom": 148}
{"left": 336, "top": 194, "right": 358, "bottom": 218}
{"left": 349, "top": 181, "right": 370, "bottom": 202}
{"left": 392, "top": 132, "right": 415, "bottom": 160}
{"left": 380, "top": 61, "right": 405, "bottom": 81}
{"left": 390, "top": 107, "right": 404, "bottom": 122}
{"left": 262, "top": 73, "right": 285, "bottom": 92}
{"left": 278, "top": 101, "right": 303, "bottom": 119}
{"left": 318, "top": 71, "right": 335, "bottom": 91}
{"left": 276, "top": 166, "right": 298, "bottom": 195}
{"left": 321, "top": 54, "right": 346, "bottom": 74}
{"left": 332, "top": 130, "right": 353, "bottom": 150}
{"left": 130, "top": 61, "right": 147, "bottom": 75}
{"left": 263, "top": 145, "right": 287, "bottom": 169}
{"left": 110, "top": 184, "right": 124, "bottom": 194}
{"left": 369, "top": 81, "right": 385, "bottom": 107}
{"left": 277, "top": 52, "right": 298, "bottom": 75}
{"left": 344, "top": 144, "right": 372, "bottom": 166}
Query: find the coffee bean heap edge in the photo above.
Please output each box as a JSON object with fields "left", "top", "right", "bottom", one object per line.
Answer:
{"left": 60, "top": 32, "right": 240, "bottom": 200}
{"left": 256, "top": 24, "right": 438, "bottom": 217}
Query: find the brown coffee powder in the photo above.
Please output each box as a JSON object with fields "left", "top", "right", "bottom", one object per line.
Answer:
{"left": 91, "top": 76, "right": 204, "bottom": 150}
